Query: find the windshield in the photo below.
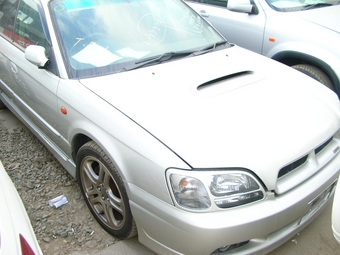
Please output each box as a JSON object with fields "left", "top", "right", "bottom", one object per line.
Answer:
{"left": 50, "top": 0, "right": 225, "bottom": 78}
{"left": 266, "top": 0, "right": 339, "bottom": 11}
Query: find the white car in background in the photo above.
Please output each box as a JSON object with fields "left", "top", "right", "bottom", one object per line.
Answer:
{"left": 332, "top": 178, "right": 340, "bottom": 244}
{"left": 0, "top": 161, "right": 42, "bottom": 255}
{"left": 185, "top": 0, "right": 340, "bottom": 97}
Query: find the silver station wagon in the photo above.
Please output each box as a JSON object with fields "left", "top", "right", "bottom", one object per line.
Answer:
{"left": 0, "top": 0, "right": 340, "bottom": 254}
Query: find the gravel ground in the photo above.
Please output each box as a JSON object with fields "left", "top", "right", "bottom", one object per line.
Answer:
{"left": 0, "top": 109, "right": 118, "bottom": 255}
{"left": 1, "top": 108, "right": 339, "bottom": 255}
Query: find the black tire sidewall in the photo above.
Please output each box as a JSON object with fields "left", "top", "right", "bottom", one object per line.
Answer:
{"left": 76, "top": 141, "right": 134, "bottom": 239}
{"left": 292, "top": 64, "right": 334, "bottom": 91}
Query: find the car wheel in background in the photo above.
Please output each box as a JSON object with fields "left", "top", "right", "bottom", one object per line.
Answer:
{"left": 292, "top": 64, "right": 334, "bottom": 91}
{"left": 77, "top": 141, "right": 137, "bottom": 239}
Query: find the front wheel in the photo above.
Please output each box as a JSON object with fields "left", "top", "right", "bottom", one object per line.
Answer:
{"left": 76, "top": 141, "right": 137, "bottom": 239}
{"left": 292, "top": 64, "right": 334, "bottom": 91}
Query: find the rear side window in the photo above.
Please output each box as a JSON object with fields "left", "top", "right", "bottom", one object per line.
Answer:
{"left": 0, "top": 0, "right": 19, "bottom": 40}
{"left": 0, "top": 0, "right": 57, "bottom": 74}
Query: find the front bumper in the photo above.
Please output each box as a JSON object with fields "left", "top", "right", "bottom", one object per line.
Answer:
{"left": 127, "top": 153, "right": 340, "bottom": 255}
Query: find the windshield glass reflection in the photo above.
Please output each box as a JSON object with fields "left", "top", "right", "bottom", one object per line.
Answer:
{"left": 50, "top": 0, "right": 224, "bottom": 78}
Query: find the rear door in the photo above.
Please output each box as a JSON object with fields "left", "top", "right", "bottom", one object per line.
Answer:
{"left": 186, "top": 0, "right": 266, "bottom": 54}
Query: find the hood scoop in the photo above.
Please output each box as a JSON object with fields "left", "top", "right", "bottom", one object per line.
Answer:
{"left": 196, "top": 70, "right": 265, "bottom": 98}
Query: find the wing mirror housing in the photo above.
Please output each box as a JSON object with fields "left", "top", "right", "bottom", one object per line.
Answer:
{"left": 227, "top": 0, "right": 258, "bottom": 14}
{"left": 25, "top": 45, "right": 49, "bottom": 68}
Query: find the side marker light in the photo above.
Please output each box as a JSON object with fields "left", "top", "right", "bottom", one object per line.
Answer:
{"left": 61, "top": 107, "right": 67, "bottom": 115}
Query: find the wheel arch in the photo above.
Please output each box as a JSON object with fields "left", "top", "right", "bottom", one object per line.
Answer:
{"left": 272, "top": 51, "right": 340, "bottom": 97}
{"left": 66, "top": 114, "right": 188, "bottom": 205}
{"left": 69, "top": 130, "right": 123, "bottom": 181}
{"left": 71, "top": 133, "right": 92, "bottom": 166}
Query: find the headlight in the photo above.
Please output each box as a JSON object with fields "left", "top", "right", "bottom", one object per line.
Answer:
{"left": 209, "top": 173, "right": 264, "bottom": 208}
{"left": 169, "top": 174, "right": 211, "bottom": 210}
{"left": 167, "top": 169, "right": 265, "bottom": 211}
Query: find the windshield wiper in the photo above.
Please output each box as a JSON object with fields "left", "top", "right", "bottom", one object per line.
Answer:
{"left": 303, "top": 3, "right": 332, "bottom": 10}
{"left": 120, "top": 41, "right": 229, "bottom": 72}
{"left": 199, "top": 41, "right": 229, "bottom": 53}
{"left": 121, "top": 51, "right": 194, "bottom": 72}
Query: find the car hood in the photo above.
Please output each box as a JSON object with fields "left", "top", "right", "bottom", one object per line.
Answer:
{"left": 80, "top": 46, "right": 340, "bottom": 189}
{"left": 295, "top": 5, "right": 340, "bottom": 33}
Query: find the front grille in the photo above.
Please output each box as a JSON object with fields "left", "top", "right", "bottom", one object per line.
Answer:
{"left": 278, "top": 155, "right": 308, "bottom": 178}
{"left": 278, "top": 136, "right": 333, "bottom": 179}
{"left": 315, "top": 137, "right": 332, "bottom": 155}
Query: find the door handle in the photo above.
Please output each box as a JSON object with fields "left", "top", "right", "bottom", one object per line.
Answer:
{"left": 199, "top": 10, "right": 209, "bottom": 18}
{"left": 10, "top": 62, "right": 18, "bottom": 74}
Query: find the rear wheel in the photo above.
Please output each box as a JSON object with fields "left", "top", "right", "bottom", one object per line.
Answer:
{"left": 292, "top": 64, "right": 334, "bottom": 91}
{"left": 76, "top": 141, "right": 137, "bottom": 239}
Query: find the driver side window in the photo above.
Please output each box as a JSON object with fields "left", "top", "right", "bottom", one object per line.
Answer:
{"left": 14, "top": 0, "right": 49, "bottom": 50}
{"left": 14, "top": 0, "right": 57, "bottom": 75}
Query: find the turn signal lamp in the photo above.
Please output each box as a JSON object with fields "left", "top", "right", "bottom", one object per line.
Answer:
{"left": 170, "top": 175, "right": 211, "bottom": 209}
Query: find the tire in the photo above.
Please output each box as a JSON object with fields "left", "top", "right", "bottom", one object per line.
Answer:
{"left": 76, "top": 141, "right": 137, "bottom": 239}
{"left": 292, "top": 64, "right": 334, "bottom": 91}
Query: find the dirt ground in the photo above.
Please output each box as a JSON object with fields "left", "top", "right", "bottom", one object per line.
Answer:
{"left": 0, "top": 108, "right": 117, "bottom": 255}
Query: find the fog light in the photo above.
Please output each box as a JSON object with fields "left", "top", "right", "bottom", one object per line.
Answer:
{"left": 214, "top": 240, "right": 249, "bottom": 253}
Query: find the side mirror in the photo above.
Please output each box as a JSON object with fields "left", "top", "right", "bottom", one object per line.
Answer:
{"left": 25, "top": 45, "right": 49, "bottom": 68}
{"left": 227, "top": 0, "right": 257, "bottom": 14}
